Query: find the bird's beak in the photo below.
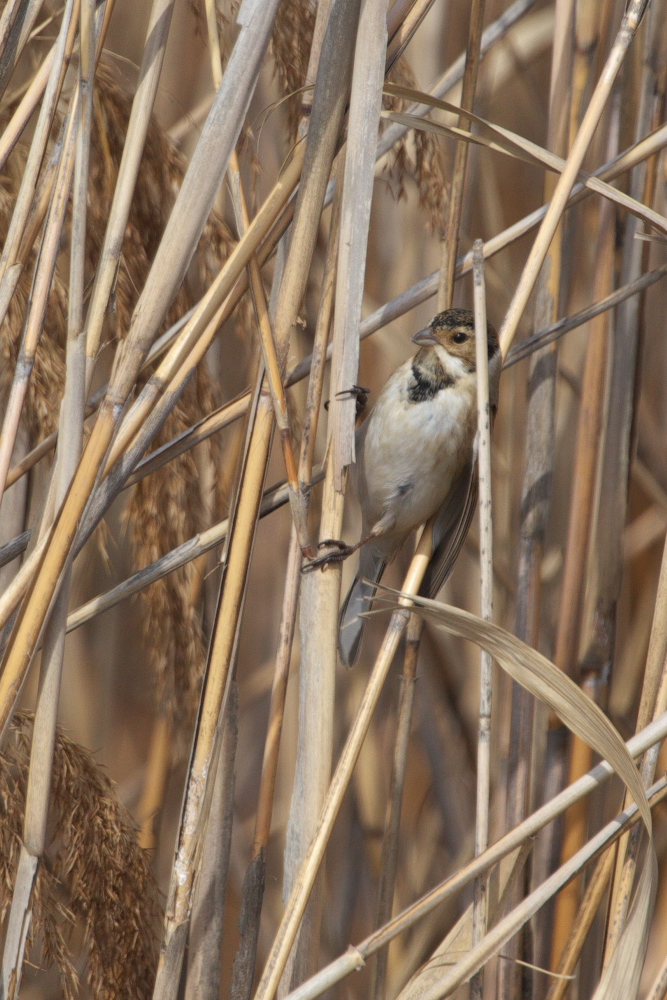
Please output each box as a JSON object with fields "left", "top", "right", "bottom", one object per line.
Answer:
{"left": 411, "top": 327, "right": 438, "bottom": 347}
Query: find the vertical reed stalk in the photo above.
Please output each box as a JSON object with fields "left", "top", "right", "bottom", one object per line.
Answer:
{"left": 436, "top": 0, "right": 485, "bottom": 311}
{"left": 550, "top": 118, "right": 618, "bottom": 964}
{"left": 469, "top": 240, "right": 493, "bottom": 1000}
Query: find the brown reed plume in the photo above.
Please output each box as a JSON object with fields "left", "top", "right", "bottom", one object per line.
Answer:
{"left": 383, "top": 57, "right": 448, "bottom": 233}
{"left": 0, "top": 712, "right": 159, "bottom": 999}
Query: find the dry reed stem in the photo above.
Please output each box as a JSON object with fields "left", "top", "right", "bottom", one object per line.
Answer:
{"left": 0, "top": 41, "right": 54, "bottom": 172}
{"left": 64, "top": 468, "right": 324, "bottom": 636}
{"left": 596, "top": 10, "right": 667, "bottom": 962}
{"left": 387, "top": 778, "right": 666, "bottom": 1000}
{"left": 470, "top": 240, "right": 493, "bottom": 1000}
{"left": 550, "top": 137, "right": 618, "bottom": 962}
{"left": 502, "top": 2, "right": 573, "bottom": 963}
{"left": 184, "top": 682, "right": 239, "bottom": 1000}
{"left": 498, "top": 0, "right": 652, "bottom": 359}
{"left": 0, "top": 0, "right": 46, "bottom": 98}
{"left": 0, "top": 95, "right": 77, "bottom": 506}
{"left": 0, "top": 29, "right": 296, "bottom": 748}
{"left": 546, "top": 847, "right": 617, "bottom": 1000}
{"left": 229, "top": 148, "right": 312, "bottom": 556}
{"left": 152, "top": 16, "right": 357, "bottom": 965}
{"left": 255, "top": 527, "right": 435, "bottom": 1000}
{"left": 83, "top": 0, "right": 177, "bottom": 382}
{"left": 0, "top": 0, "right": 78, "bottom": 317}
{"left": 436, "top": 0, "right": 484, "bottom": 311}
{"left": 328, "top": 0, "right": 386, "bottom": 482}
{"left": 281, "top": 710, "right": 667, "bottom": 1000}
{"left": 231, "top": 156, "right": 343, "bottom": 1000}
{"left": 1, "top": 2, "right": 95, "bottom": 986}
{"left": 370, "top": 610, "right": 421, "bottom": 1000}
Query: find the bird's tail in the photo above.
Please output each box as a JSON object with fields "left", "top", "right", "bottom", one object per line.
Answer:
{"left": 338, "top": 546, "right": 386, "bottom": 668}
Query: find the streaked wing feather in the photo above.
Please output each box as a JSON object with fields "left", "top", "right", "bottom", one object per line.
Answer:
{"left": 420, "top": 455, "right": 478, "bottom": 599}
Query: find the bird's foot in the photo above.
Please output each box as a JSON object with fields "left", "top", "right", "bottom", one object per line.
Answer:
{"left": 302, "top": 539, "right": 355, "bottom": 573}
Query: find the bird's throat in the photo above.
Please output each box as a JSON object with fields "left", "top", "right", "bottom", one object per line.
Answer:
{"left": 408, "top": 351, "right": 454, "bottom": 403}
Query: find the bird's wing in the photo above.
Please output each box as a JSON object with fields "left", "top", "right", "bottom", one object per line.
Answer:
{"left": 419, "top": 444, "right": 479, "bottom": 600}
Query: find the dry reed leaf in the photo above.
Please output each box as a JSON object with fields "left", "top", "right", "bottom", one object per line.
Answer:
{"left": 382, "top": 59, "right": 448, "bottom": 233}
{"left": 384, "top": 593, "right": 658, "bottom": 1000}
{"left": 0, "top": 712, "right": 159, "bottom": 1000}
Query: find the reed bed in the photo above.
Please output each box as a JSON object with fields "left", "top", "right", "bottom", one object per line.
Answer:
{"left": 2, "top": 0, "right": 667, "bottom": 998}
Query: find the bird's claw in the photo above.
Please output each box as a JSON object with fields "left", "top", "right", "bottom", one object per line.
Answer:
{"left": 302, "top": 539, "right": 354, "bottom": 573}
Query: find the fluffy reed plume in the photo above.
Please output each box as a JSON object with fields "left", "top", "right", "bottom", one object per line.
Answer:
{"left": 0, "top": 713, "right": 159, "bottom": 1000}
{"left": 270, "top": 0, "right": 316, "bottom": 136}
{"left": 383, "top": 58, "right": 449, "bottom": 232}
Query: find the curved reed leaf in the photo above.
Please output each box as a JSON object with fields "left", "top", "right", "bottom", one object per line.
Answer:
{"left": 388, "top": 592, "right": 657, "bottom": 1000}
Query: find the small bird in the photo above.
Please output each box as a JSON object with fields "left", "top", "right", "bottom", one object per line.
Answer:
{"left": 323, "top": 308, "right": 501, "bottom": 666}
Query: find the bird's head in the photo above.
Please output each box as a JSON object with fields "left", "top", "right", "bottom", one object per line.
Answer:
{"left": 411, "top": 309, "right": 499, "bottom": 370}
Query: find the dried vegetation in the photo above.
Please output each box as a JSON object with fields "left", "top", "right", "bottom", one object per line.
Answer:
{"left": 2, "top": 0, "right": 667, "bottom": 999}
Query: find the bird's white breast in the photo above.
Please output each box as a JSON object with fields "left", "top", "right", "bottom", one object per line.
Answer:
{"left": 358, "top": 358, "right": 477, "bottom": 539}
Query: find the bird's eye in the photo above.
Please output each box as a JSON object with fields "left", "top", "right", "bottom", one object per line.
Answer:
{"left": 452, "top": 331, "right": 467, "bottom": 344}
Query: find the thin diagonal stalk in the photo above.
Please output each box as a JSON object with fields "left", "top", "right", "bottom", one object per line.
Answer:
{"left": 0, "top": 0, "right": 78, "bottom": 316}
{"left": 229, "top": 150, "right": 312, "bottom": 556}
{"left": 83, "top": 0, "right": 177, "bottom": 385}
{"left": 277, "top": 711, "right": 667, "bottom": 1000}
{"left": 0, "top": 0, "right": 285, "bottom": 755}
{"left": 254, "top": 528, "right": 436, "bottom": 1000}
{"left": 498, "top": 0, "right": 652, "bottom": 358}
{"left": 0, "top": 98, "right": 78, "bottom": 508}
{"left": 0, "top": 39, "right": 55, "bottom": 172}
{"left": 6, "top": 111, "right": 667, "bottom": 501}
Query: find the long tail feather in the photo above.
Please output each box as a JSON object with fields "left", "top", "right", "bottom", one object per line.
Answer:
{"left": 338, "top": 546, "right": 386, "bottom": 667}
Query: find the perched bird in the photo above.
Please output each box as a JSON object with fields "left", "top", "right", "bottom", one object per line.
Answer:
{"left": 328, "top": 308, "right": 501, "bottom": 666}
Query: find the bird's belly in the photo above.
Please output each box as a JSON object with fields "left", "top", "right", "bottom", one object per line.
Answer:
{"left": 361, "top": 387, "right": 475, "bottom": 534}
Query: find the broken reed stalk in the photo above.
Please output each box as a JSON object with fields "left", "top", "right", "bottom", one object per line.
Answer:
{"left": 550, "top": 124, "right": 618, "bottom": 963}
{"left": 498, "top": 0, "right": 652, "bottom": 357}
{"left": 280, "top": 710, "right": 667, "bottom": 1000}
{"left": 254, "top": 528, "right": 436, "bottom": 1000}
{"left": 436, "top": 0, "right": 485, "bottom": 311}
{"left": 0, "top": 1, "right": 95, "bottom": 989}
{"left": 470, "top": 240, "right": 493, "bottom": 1000}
